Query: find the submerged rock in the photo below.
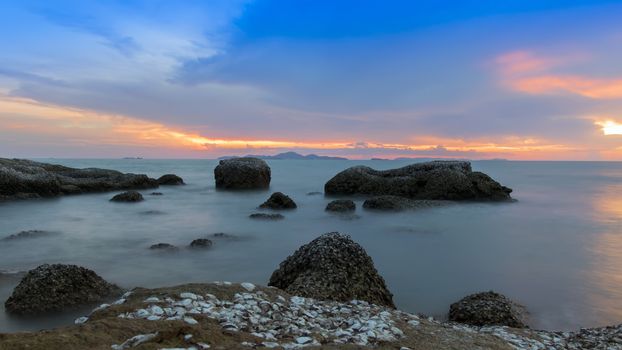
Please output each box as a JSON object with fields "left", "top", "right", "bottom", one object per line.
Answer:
{"left": 110, "top": 191, "right": 144, "bottom": 202}
{"left": 149, "top": 243, "right": 178, "bottom": 251}
{"left": 157, "top": 174, "right": 184, "bottom": 186}
{"left": 214, "top": 157, "right": 271, "bottom": 189}
{"left": 259, "top": 192, "right": 297, "bottom": 209}
{"left": 325, "top": 199, "right": 356, "bottom": 212}
{"left": 1, "top": 230, "right": 56, "bottom": 241}
{"left": 150, "top": 192, "right": 163, "bottom": 196}
{"left": 307, "top": 191, "right": 323, "bottom": 196}
{"left": 189, "top": 239, "right": 213, "bottom": 249}
{"left": 362, "top": 196, "right": 449, "bottom": 211}
{"left": 0, "top": 158, "right": 158, "bottom": 201}
{"left": 249, "top": 213, "right": 284, "bottom": 220}
{"left": 4, "top": 264, "right": 121, "bottom": 314}
{"left": 449, "top": 291, "right": 527, "bottom": 328}
{"left": 324, "top": 161, "right": 512, "bottom": 201}
{"left": 269, "top": 232, "right": 395, "bottom": 308}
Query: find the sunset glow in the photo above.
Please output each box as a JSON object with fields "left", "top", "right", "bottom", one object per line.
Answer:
{"left": 596, "top": 121, "right": 622, "bottom": 136}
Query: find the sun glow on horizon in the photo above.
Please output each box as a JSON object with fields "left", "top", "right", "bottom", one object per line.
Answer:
{"left": 596, "top": 120, "right": 622, "bottom": 135}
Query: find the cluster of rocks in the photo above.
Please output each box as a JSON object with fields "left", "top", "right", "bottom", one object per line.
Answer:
{"left": 324, "top": 160, "right": 512, "bottom": 201}
{"left": 4, "top": 264, "right": 122, "bottom": 314}
{"left": 150, "top": 238, "right": 216, "bottom": 251}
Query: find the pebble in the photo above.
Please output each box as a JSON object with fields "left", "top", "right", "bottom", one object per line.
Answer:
{"left": 241, "top": 282, "right": 256, "bottom": 292}
{"left": 74, "top": 316, "right": 88, "bottom": 324}
{"left": 111, "top": 332, "right": 158, "bottom": 350}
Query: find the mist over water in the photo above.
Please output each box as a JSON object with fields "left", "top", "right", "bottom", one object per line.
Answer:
{"left": 1, "top": 159, "right": 622, "bottom": 332}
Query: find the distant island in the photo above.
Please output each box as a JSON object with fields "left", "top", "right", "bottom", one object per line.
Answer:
{"left": 219, "top": 151, "right": 348, "bottom": 160}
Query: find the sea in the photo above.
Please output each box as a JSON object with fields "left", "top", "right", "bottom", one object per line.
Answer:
{"left": 1, "top": 159, "right": 621, "bottom": 333}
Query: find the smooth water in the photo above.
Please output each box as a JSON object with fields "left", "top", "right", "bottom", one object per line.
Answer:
{"left": 1, "top": 159, "right": 622, "bottom": 333}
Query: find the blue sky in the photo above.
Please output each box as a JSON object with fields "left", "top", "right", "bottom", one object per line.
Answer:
{"left": 1, "top": 0, "right": 622, "bottom": 159}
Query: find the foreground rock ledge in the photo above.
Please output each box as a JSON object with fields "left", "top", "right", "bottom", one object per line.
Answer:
{"left": 0, "top": 158, "right": 159, "bottom": 201}
{"left": 324, "top": 161, "right": 512, "bottom": 201}
{"left": 269, "top": 232, "right": 395, "bottom": 308}
{"left": 1, "top": 282, "right": 619, "bottom": 350}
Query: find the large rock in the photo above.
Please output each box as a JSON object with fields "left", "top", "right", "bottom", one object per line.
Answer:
{"left": 157, "top": 174, "right": 184, "bottom": 185}
{"left": 324, "top": 161, "right": 512, "bottom": 201}
{"left": 362, "top": 196, "right": 449, "bottom": 211}
{"left": 0, "top": 158, "right": 159, "bottom": 201}
{"left": 214, "top": 158, "right": 271, "bottom": 189}
{"left": 4, "top": 264, "right": 122, "bottom": 314}
{"left": 449, "top": 291, "right": 527, "bottom": 328}
{"left": 259, "top": 192, "right": 297, "bottom": 209}
{"left": 268, "top": 232, "right": 395, "bottom": 308}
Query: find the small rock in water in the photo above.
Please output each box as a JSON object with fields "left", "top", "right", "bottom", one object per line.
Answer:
{"left": 249, "top": 213, "right": 284, "bottom": 220}
{"left": 149, "top": 243, "right": 179, "bottom": 251}
{"left": 189, "top": 239, "right": 213, "bottom": 249}
{"left": 259, "top": 192, "right": 297, "bottom": 209}
{"left": 157, "top": 174, "right": 185, "bottom": 186}
{"left": 110, "top": 191, "right": 144, "bottom": 202}
{"left": 306, "top": 191, "right": 323, "bottom": 196}
{"left": 150, "top": 192, "right": 163, "bottom": 196}
{"left": 1, "top": 230, "right": 56, "bottom": 241}
{"left": 325, "top": 199, "right": 356, "bottom": 212}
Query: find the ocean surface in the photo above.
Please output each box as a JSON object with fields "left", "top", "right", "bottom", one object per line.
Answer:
{"left": 1, "top": 159, "right": 622, "bottom": 333}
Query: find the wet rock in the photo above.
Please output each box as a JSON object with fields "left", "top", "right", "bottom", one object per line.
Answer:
{"left": 2, "top": 230, "right": 56, "bottom": 241}
{"left": 214, "top": 157, "right": 271, "bottom": 190}
{"left": 449, "top": 291, "right": 527, "bottom": 328}
{"left": 325, "top": 199, "right": 356, "bottom": 212}
{"left": 139, "top": 210, "right": 165, "bottom": 215}
{"left": 269, "top": 232, "right": 395, "bottom": 308}
{"left": 325, "top": 161, "right": 512, "bottom": 201}
{"left": 189, "top": 239, "right": 213, "bottom": 249}
{"left": 307, "top": 191, "right": 323, "bottom": 196}
{"left": 249, "top": 213, "right": 284, "bottom": 220}
{"left": 259, "top": 192, "right": 297, "bottom": 209}
{"left": 0, "top": 158, "right": 159, "bottom": 201}
{"left": 157, "top": 174, "right": 184, "bottom": 186}
{"left": 4, "top": 264, "right": 121, "bottom": 314}
{"left": 110, "top": 191, "right": 144, "bottom": 202}
{"left": 150, "top": 192, "right": 163, "bottom": 196}
{"left": 149, "top": 243, "right": 179, "bottom": 251}
{"left": 362, "top": 196, "right": 449, "bottom": 211}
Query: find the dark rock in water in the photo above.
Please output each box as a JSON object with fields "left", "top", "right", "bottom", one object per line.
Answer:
{"left": 149, "top": 243, "right": 178, "bottom": 251}
{"left": 0, "top": 158, "right": 159, "bottom": 201}
{"left": 249, "top": 213, "right": 284, "bottom": 220}
{"left": 214, "top": 157, "right": 271, "bottom": 189}
{"left": 324, "top": 161, "right": 512, "bottom": 201}
{"left": 189, "top": 238, "right": 213, "bottom": 249}
{"left": 139, "top": 210, "right": 165, "bottom": 215}
{"left": 449, "top": 291, "right": 527, "bottom": 328}
{"left": 150, "top": 192, "right": 163, "bottom": 196}
{"left": 362, "top": 196, "right": 449, "bottom": 211}
{"left": 2, "top": 230, "right": 56, "bottom": 241}
{"left": 325, "top": 199, "right": 356, "bottom": 212}
{"left": 157, "top": 174, "right": 184, "bottom": 186}
{"left": 110, "top": 191, "right": 144, "bottom": 202}
{"left": 259, "top": 192, "right": 297, "bottom": 209}
{"left": 307, "top": 191, "right": 323, "bottom": 196}
{"left": 269, "top": 232, "right": 395, "bottom": 308}
{"left": 4, "top": 264, "right": 121, "bottom": 315}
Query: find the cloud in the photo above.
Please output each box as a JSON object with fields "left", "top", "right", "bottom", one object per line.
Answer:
{"left": 510, "top": 75, "right": 622, "bottom": 99}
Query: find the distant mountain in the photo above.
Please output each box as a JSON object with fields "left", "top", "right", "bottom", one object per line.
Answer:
{"left": 218, "top": 152, "right": 348, "bottom": 161}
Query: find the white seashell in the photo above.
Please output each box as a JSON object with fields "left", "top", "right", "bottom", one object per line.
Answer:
{"left": 144, "top": 297, "right": 160, "bottom": 303}
{"left": 240, "top": 282, "right": 256, "bottom": 292}
{"left": 180, "top": 292, "right": 198, "bottom": 300}
{"left": 184, "top": 317, "right": 198, "bottom": 325}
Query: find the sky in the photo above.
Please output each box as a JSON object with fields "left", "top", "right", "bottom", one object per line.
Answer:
{"left": 1, "top": 0, "right": 622, "bottom": 160}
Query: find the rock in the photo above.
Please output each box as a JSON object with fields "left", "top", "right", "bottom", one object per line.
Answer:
{"left": 214, "top": 158, "right": 271, "bottom": 190}
{"left": 307, "top": 191, "right": 323, "bottom": 196}
{"left": 268, "top": 232, "right": 395, "bottom": 308}
{"left": 449, "top": 291, "right": 527, "bottom": 328}
{"left": 150, "top": 192, "right": 163, "bottom": 196}
{"left": 249, "top": 213, "right": 284, "bottom": 220}
{"left": 189, "top": 239, "right": 213, "bottom": 249}
{"left": 110, "top": 191, "right": 144, "bottom": 202}
{"left": 324, "top": 161, "right": 512, "bottom": 201}
{"left": 362, "top": 196, "right": 449, "bottom": 211}
{"left": 0, "top": 158, "right": 159, "bottom": 201}
{"left": 259, "top": 192, "right": 297, "bottom": 209}
{"left": 4, "top": 264, "right": 122, "bottom": 314}
{"left": 149, "top": 243, "right": 179, "bottom": 251}
{"left": 157, "top": 174, "right": 184, "bottom": 186}
{"left": 2, "top": 230, "right": 56, "bottom": 241}
{"left": 325, "top": 199, "right": 356, "bottom": 212}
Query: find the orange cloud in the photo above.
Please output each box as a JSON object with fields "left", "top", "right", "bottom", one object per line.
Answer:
{"left": 495, "top": 51, "right": 559, "bottom": 75}
{"left": 511, "top": 75, "right": 622, "bottom": 99}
